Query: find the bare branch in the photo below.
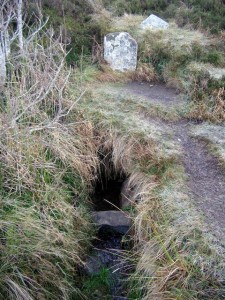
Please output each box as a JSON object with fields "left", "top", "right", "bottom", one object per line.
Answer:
{"left": 17, "top": 0, "right": 24, "bottom": 52}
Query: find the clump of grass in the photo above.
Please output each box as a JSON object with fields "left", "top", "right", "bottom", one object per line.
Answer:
{"left": 139, "top": 24, "right": 208, "bottom": 81}
{"left": 96, "top": 64, "right": 130, "bottom": 83}
{"left": 81, "top": 267, "right": 112, "bottom": 299}
{"left": 109, "top": 14, "right": 144, "bottom": 36}
{"left": 128, "top": 63, "right": 157, "bottom": 83}
{"left": 133, "top": 162, "right": 225, "bottom": 300}
{"left": 183, "top": 63, "right": 225, "bottom": 122}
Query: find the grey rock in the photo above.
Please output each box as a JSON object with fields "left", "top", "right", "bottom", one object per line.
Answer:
{"left": 84, "top": 255, "right": 102, "bottom": 275}
{"left": 208, "top": 68, "right": 225, "bottom": 80}
{"left": 140, "top": 14, "right": 169, "bottom": 30}
{"left": 92, "top": 210, "right": 132, "bottom": 234}
{"left": 104, "top": 32, "right": 137, "bottom": 72}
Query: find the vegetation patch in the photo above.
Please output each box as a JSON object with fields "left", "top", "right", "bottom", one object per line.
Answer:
{"left": 190, "top": 123, "right": 225, "bottom": 166}
{"left": 1, "top": 1, "right": 225, "bottom": 299}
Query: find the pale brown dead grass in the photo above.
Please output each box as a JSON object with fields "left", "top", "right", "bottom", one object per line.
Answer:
{"left": 133, "top": 161, "right": 225, "bottom": 299}
{"left": 96, "top": 64, "right": 130, "bottom": 83}
{"left": 186, "top": 86, "right": 225, "bottom": 123}
{"left": 128, "top": 63, "right": 157, "bottom": 83}
{"left": 110, "top": 14, "right": 144, "bottom": 37}
{"left": 49, "top": 122, "right": 99, "bottom": 184}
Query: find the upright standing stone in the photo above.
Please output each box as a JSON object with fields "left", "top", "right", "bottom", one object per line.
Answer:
{"left": 140, "top": 14, "right": 169, "bottom": 30}
{"left": 104, "top": 32, "right": 137, "bottom": 72}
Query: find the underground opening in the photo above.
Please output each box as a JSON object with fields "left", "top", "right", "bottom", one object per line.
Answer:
{"left": 93, "top": 174, "right": 126, "bottom": 211}
{"left": 82, "top": 160, "right": 134, "bottom": 299}
{"left": 91, "top": 164, "right": 133, "bottom": 235}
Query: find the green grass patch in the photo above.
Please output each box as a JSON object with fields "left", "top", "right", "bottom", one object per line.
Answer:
{"left": 81, "top": 267, "right": 112, "bottom": 299}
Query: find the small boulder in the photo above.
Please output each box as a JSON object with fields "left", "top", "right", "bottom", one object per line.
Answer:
{"left": 92, "top": 210, "right": 132, "bottom": 234}
{"left": 208, "top": 68, "right": 225, "bottom": 80}
{"left": 104, "top": 32, "right": 138, "bottom": 72}
{"left": 140, "top": 14, "right": 169, "bottom": 30}
{"left": 84, "top": 255, "right": 102, "bottom": 275}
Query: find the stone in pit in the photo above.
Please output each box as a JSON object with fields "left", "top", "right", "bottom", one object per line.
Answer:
{"left": 104, "top": 32, "right": 137, "bottom": 72}
{"left": 140, "top": 14, "right": 169, "bottom": 30}
{"left": 92, "top": 210, "right": 132, "bottom": 234}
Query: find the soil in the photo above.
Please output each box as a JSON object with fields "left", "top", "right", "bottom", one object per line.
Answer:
{"left": 121, "top": 81, "right": 225, "bottom": 243}
{"left": 123, "top": 82, "right": 184, "bottom": 107}
{"left": 176, "top": 122, "right": 225, "bottom": 241}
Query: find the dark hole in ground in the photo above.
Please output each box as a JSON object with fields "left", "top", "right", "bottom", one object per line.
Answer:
{"left": 93, "top": 175, "right": 126, "bottom": 211}
{"left": 83, "top": 164, "right": 132, "bottom": 299}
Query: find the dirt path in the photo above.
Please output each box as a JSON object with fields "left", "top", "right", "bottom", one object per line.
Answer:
{"left": 175, "top": 122, "right": 225, "bottom": 241}
{"left": 120, "top": 82, "right": 225, "bottom": 243}
{"left": 124, "top": 82, "right": 183, "bottom": 107}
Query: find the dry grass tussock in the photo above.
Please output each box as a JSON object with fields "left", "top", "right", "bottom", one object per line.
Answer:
{"left": 128, "top": 63, "right": 157, "bottom": 83}
{"left": 189, "top": 92, "right": 225, "bottom": 123}
{"left": 140, "top": 24, "right": 207, "bottom": 81}
{"left": 132, "top": 161, "right": 225, "bottom": 299}
{"left": 96, "top": 64, "right": 130, "bottom": 83}
{"left": 97, "top": 129, "right": 158, "bottom": 175}
{"left": 185, "top": 64, "right": 225, "bottom": 122}
{"left": 109, "top": 14, "right": 144, "bottom": 36}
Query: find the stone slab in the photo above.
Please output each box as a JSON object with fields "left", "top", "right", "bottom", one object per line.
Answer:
{"left": 92, "top": 210, "right": 131, "bottom": 234}
{"left": 104, "top": 32, "right": 137, "bottom": 72}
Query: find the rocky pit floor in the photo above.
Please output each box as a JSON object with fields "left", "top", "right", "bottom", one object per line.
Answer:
{"left": 118, "top": 81, "right": 225, "bottom": 244}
